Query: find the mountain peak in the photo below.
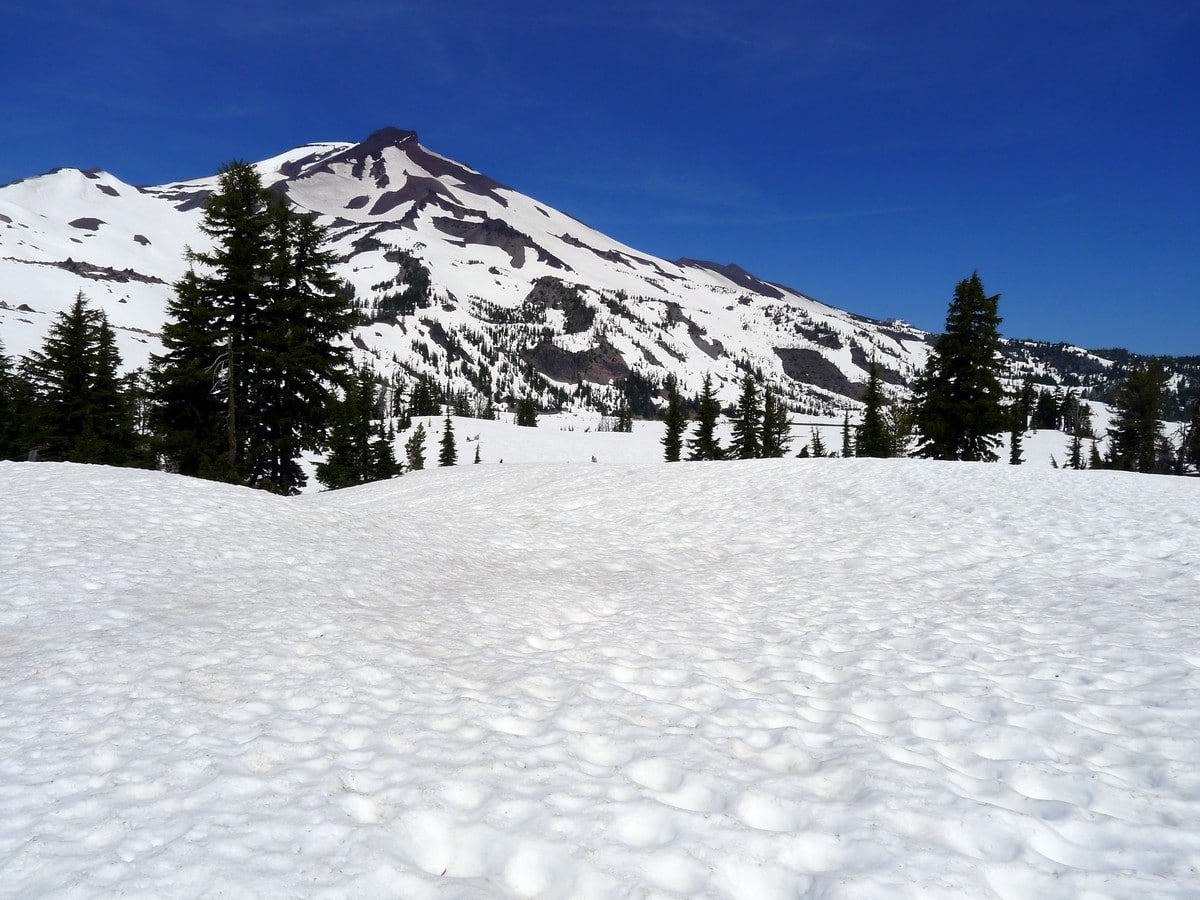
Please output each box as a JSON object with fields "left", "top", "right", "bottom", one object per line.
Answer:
{"left": 358, "top": 127, "right": 419, "bottom": 155}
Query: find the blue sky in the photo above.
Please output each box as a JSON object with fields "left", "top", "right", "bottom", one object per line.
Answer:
{"left": 5, "top": 1, "right": 1197, "bottom": 355}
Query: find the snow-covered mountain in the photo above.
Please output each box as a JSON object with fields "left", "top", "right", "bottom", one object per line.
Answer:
{"left": 0, "top": 127, "right": 1139, "bottom": 414}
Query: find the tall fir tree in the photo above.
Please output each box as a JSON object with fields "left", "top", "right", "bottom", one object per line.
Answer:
{"left": 759, "top": 391, "right": 792, "bottom": 458}
{"left": 1183, "top": 400, "right": 1200, "bottom": 474}
{"left": 405, "top": 423, "right": 427, "bottom": 471}
{"left": 809, "top": 427, "right": 828, "bottom": 457}
{"left": 516, "top": 395, "right": 539, "bottom": 427}
{"left": 856, "top": 360, "right": 891, "bottom": 458}
{"left": 152, "top": 161, "right": 352, "bottom": 493}
{"left": 316, "top": 367, "right": 399, "bottom": 489}
{"left": 840, "top": 411, "right": 853, "bottom": 457}
{"left": 21, "top": 293, "right": 143, "bottom": 465}
{"left": 661, "top": 383, "right": 687, "bottom": 462}
{"left": 0, "top": 337, "right": 21, "bottom": 459}
{"left": 1008, "top": 404, "right": 1024, "bottom": 465}
{"left": 913, "top": 272, "right": 1006, "bottom": 461}
{"left": 687, "top": 373, "right": 722, "bottom": 460}
{"left": 729, "top": 373, "right": 761, "bottom": 459}
{"left": 438, "top": 410, "right": 457, "bottom": 466}
{"left": 1107, "top": 363, "right": 1165, "bottom": 473}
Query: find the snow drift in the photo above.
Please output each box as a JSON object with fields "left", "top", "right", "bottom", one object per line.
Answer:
{"left": 2, "top": 459, "right": 1199, "bottom": 897}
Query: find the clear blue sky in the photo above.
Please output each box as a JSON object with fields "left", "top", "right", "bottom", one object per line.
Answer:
{"left": 5, "top": 1, "right": 1197, "bottom": 355}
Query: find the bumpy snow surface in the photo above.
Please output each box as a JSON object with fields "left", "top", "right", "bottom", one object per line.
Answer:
{"left": 2, "top": 459, "right": 1199, "bottom": 898}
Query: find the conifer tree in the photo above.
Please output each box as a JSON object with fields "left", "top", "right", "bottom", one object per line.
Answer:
{"left": 840, "top": 411, "right": 853, "bottom": 457}
{"left": 405, "top": 423, "right": 427, "bottom": 471}
{"left": 438, "top": 410, "right": 457, "bottom": 466}
{"left": 1008, "top": 404, "right": 1024, "bottom": 465}
{"left": 729, "top": 373, "right": 761, "bottom": 459}
{"left": 1184, "top": 400, "right": 1200, "bottom": 474}
{"left": 516, "top": 395, "right": 539, "bottom": 427}
{"left": 0, "top": 337, "right": 24, "bottom": 459}
{"left": 661, "top": 383, "right": 687, "bottom": 462}
{"left": 317, "top": 367, "right": 399, "bottom": 489}
{"left": 152, "top": 161, "right": 352, "bottom": 493}
{"left": 759, "top": 391, "right": 792, "bottom": 458}
{"left": 473, "top": 443, "right": 481, "bottom": 464}
{"left": 687, "top": 373, "right": 722, "bottom": 460}
{"left": 856, "top": 360, "right": 891, "bottom": 458}
{"left": 22, "top": 293, "right": 143, "bottom": 465}
{"left": 913, "top": 272, "right": 1005, "bottom": 461}
{"left": 1089, "top": 439, "right": 1103, "bottom": 470}
{"left": 810, "top": 427, "right": 828, "bottom": 457}
{"left": 1108, "top": 363, "right": 1165, "bottom": 473}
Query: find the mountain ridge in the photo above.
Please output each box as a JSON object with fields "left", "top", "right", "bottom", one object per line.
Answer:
{"left": 1, "top": 127, "right": 1193, "bottom": 418}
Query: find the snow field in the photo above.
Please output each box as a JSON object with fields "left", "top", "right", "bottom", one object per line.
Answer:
{"left": 2, "top": 459, "right": 1199, "bottom": 897}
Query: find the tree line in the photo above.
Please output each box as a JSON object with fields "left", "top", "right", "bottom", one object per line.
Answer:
{"left": 3, "top": 184, "right": 1196, "bottom": 485}
{"left": 659, "top": 272, "right": 1200, "bottom": 474}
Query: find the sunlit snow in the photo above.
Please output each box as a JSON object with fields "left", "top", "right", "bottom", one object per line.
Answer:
{"left": 3, "top": 456, "right": 1199, "bottom": 898}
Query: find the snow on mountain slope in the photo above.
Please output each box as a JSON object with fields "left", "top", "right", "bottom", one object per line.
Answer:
{"left": 2, "top": 458, "right": 1199, "bottom": 897}
{"left": 0, "top": 128, "right": 935, "bottom": 412}
{"left": 0, "top": 128, "right": 1135, "bottom": 416}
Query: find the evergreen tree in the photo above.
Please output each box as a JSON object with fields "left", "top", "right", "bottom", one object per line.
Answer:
{"left": 317, "top": 367, "right": 399, "bottom": 489}
{"left": 473, "top": 443, "right": 481, "bottom": 464}
{"left": 729, "top": 373, "right": 761, "bottom": 459}
{"left": 687, "top": 373, "right": 722, "bottom": 460}
{"left": 759, "top": 392, "right": 792, "bottom": 458}
{"left": 438, "top": 410, "right": 457, "bottom": 466}
{"left": 1183, "top": 400, "right": 1200, "bottom": 473}
{"left": 152, "top": 161, "right": 352, "bottom": 493}
{"left": 809, "top": 427, "right": 828, "bottom": 457}
{"left": 0, "top": 337, "right": 22, "bottom": 459}
{"left": 244, "top": 205, "right": 356, "bottom": 492}
{"left": 1067, "top": 430, "right": 1084, "bottom": 470}
{"left": 405, "top": 423, "right": 427, "bottom": 471}
{"left": 840, "top": 411, "right": 853, "bottom": 457}
{"left": 886, "top": 402, "right": 916, "bottom": 457}
{"left": 913, "top": 272, "right": 1006, "bottom": 461}
{"left": 1108, "top": 363, "right": 1165, "bottom": 473}
{"left": 661, "top": 383, "right": 687, "bottom": 462}
{"left": 1008, "top": 404, "right": 1024, "bottom": 465}
{"left": 21, "top": 293, "right": 143, "bottom": 465}
{"left": 516, "top": 395, "right": 539, "bottom": 427}
{"left": 1088, "top": 439, "right": 1103, "bottom": 470}
{"left": 856, "top": 360, "right": 891, "bottom": 458}
{"left": 615, "top": 399, "right": 634, "bottom": 433}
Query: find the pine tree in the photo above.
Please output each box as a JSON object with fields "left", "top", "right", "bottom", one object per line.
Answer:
{"left": 809, "top": 427, "right": 828, "bottom": 457}
{"left": 840, "top": 411, "right": 853, "bottom": 457}
{"left": 152, "top": 161, "right": 352, "bottom": 493}
{"left": 317, "top": 367, "right": 398, "bottom": 489}
{"left": 516, "top": 395, "right": 539, "bottom": 427}
{"left": 687, "top": 373, "right": 722, "bottom": 460}
{"left": 244, "top": 205, "right": 355, "bottom": 492}
{"left": 856, "top": 360, "right": 890, "bottom": 457}
{"left": 729, "top": 373, "right": 761, "bottom": 459}
{"left": 0, "top": 336, "right": 27, "bottom": 460}
{"left": 1108, "top": 363, "right": 1165, "bottom": 473}
{"left": 759, "top": 392, "right": 792, "bottom": 458}
{"left": 22, "top": 293, "right": 143, "bottom": 465}
{"left": 661, "top": 383, "right": 687, "bottom": 462}
{"left": 1008, "top": 404, "right": 1024, "bottom": 465}
{"left": 1183, "top": 400, "right": 1200, "bottom": 474}
{"left": 615, "top": 400, "right": 634, "bottom": 433}
{"left": 913, "top": 272, "right": 1005, "bottom": 461}
{"left": 1088, "top": 439, "right": 1103, "bottom": 470}
{"left": 405, "top": 423, "right": 427, "bottom": 471}
{"left": 438, "top": 410, "right": 457, "bottom": 466}
{"left": 473, "top": 443, "right": 481, "bottom": 464}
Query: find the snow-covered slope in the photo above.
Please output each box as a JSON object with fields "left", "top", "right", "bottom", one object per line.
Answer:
{"left": 2, "top": 127, "right": 1130, "bottom": 417}
{"left": 3, "top": 458, "right": 1199, "bottom": 897}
